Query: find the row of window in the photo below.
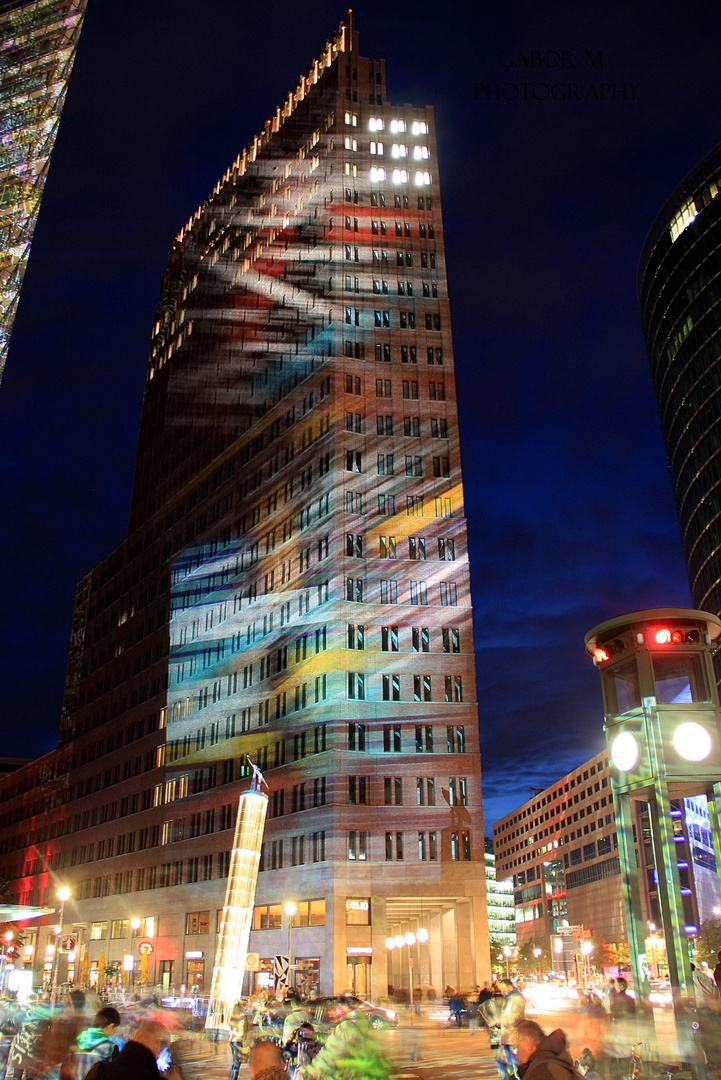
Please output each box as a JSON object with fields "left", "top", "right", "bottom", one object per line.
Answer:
{"left": 344, "top": 280, "right": 439, "bottom": 300}
{"left": 348, "top": 774, "right": 468, "bottom": 806}
{"left": 366, "top": 414, "right": 448, "bottom": 440}
{"left": 346, "top": 577, "right": 458, "bottom": 606}
{"left": 347, "top": 671, "right": 463, "bottom": 702}
{"left": 347, "top": 722, "right": 466, "bottom": 753}
{"left": 374, "top": 378, "right": 446, "bottom": 399}
{"left": 346, "top": 492, "right": 454, "bottom": 519}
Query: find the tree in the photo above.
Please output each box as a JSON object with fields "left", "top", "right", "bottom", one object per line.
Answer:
{"left": 698, "top": 918, "right": 721, "bottom": 966}
{"left": 597, "top": 934, "right": 629, "bottom": 972}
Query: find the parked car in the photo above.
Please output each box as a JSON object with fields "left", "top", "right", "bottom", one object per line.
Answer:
{"left": 308, "top": 995, "right": 398, "bottom": 1031}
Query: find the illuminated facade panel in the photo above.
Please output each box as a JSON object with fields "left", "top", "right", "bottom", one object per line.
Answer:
{"left": 0, "top": 0, "right": 87, "bottom": 384}
{"left": 0, "top": 16, "right": 489, "bottom": 997}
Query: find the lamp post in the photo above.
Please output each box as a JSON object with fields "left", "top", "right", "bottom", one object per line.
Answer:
{"left": 533, "top": 947, "right": 542, "bottom": 979}
{"left": 50, "top": 886, "right": 71, "bottom": 1009}
{"left": 503, "top": 944, "right": 512, "bottom": 979}
{"left": 130, "top": 919, "right": 141, "bottom": 988}
{"left": 385, "top": 927, "right": 428, "bottom": 1022}
{"left": 581, "top": 940, "right": 593, "bottom": 986}
{"left": 284, "top": 902, "right": 297, "bottom": 994}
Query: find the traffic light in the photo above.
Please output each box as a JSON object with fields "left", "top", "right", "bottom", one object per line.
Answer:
{"left": 645, "top": 626, "right": 700, "bottom": 646}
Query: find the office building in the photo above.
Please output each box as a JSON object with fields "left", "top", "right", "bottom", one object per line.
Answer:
{"left": 493, "top": 747, "right": 719, "bottom": 961}
{"left": 484, "top": 837, "right": 515, "bottom": 948}
{"left": 0, "top": 0, "right": 88, "bottom": 385}
{"left": 0, "top": 16, "right": 489, "bottom": 999}
{"left": 638, "top": 144, "right": 721, "bottom": 629}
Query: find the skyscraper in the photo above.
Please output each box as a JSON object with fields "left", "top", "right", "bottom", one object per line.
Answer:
{"left": 1, "top": 16, "right": 488, "bottom": 998}
{"left": 0, "top": 0, "right": 87, "bottom": 385}
{"left": 638, "top": 144, "right": 721, "bottom": 626}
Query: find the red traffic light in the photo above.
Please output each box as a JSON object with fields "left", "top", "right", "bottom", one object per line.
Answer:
{"left": 593, "top": 646, "right": 611, "bottom": 663}
{"left": 652, "top": 627, "right": 700, "bottom": 646}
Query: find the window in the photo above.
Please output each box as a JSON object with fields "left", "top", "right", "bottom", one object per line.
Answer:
{"left": 379, "top": 535, "right": 397, "bottom": 557}
{"left": 252, "top": 904, "right": 282, "bottom": 930}
{"left": 348, "top": 723, "right": 366, "bottom": 751}
{"left": 347, "top": 672, "right": 365, "bottom": 700}
{"left": 412, "top": 626, "right": 430, "bottom": 652}
{"left": 346, "top": 374, "right": 362, "bottom": 394}
{"left": 378, "top": 494, "right": 396, "bottom": 515}
{"left": 401, "top": 345, "right": 417, "bottom": 364}
{"left": 346, "top": 898, "right": 371, "bottom": 925}
{"left": 413, "top": 674, "right": 432, "bottom": 701}
{"left": 435, "top": 496, "right": 453, "bottom": 518}
{"left": 377, "top": 415, "right": 393, "bottom": 435}
{"left": 429, "top": 380, "right": 445, "bottom": 400}
{"left": 346, "top": 577, "right": 363, "bottom": 602}
{"left": 442, "top": 627, "right": 460, "bottom": 653}
{"left": 418, "top": 831, "right": 438, "bottom": 860}
{"left": 347, "top": 623, "right": 365, "bottom": 649}
{"left": 185, "top": 911, "right": 210, "bottom": 935}
{"left": 451, "top": 830, "right": 471, "bottom": 860}
{"left": 415, "top": 724, "right": 433, "bottom": 752}
{"left": 383, "top": 674, "right": 401, "bottom": 701}
{"left": 346, "top": 491, "right": 363, "bottom": 513}
{"left": 384, "top": 777, "right": 404, "bottom": 804}
{"left": 438, "top": 538, "right": 455, "bottom": 560}
{"left": 449, "top": 777, "right": 467, "bottom": 806}
{"left": 409, "top": 537, "right": 426, "bottom": 560}
{"left": 377, "top": 453, "right": 395, "bottom": 475}
{"left": 90, "top": 922, "right": 107, "bottom": 940}
{"left": 433, "top": 456, "right": 450, "bottom": 478}
{"left": 431, "top": 417, "right": 448, "bottom": 439}
{"left": 375, "top": 343, "right": 391, "bottom": 362}
{"left": 382, "top": 625, "right": 399, "bottom": 651}
{"left": 445, "top": 675, "right": 463, "bottom": 702}
{"left": 345, "top": 411, "right": 362, "bottom": 432}
{"left": 385, "top": 831, "right": 404, "bottom": 860}
{"left": 383, "top": 724, "right": 402, "bottom": 752}
{"left": 345, "top": 450, "right": 362, "bottom": 472}
{"left": 402, "top": 380, "right": 419, "bottom": 399}
{"left": 376, "top": 378, "right": 392, "bottom": 398}
{"left": 407, "top": 495, "right": 424, "bottom": 516}
{"left": 311, "top": 832, "right": 326, "bottom": 862}
{"left": 110, "top": 920, "right": 130, "bottom": 939}
{"left": 374, "top": 310, "right": 390, "bottom": 327}
{"left": 405, "top": 455, "right": 423, "bottom": 477}
{"left": 290, "top": 899, "right": 326, "bottom": 926}
{"left": 410, "top": 581, "right": 428, "bottom": 605}
{"left": 439, "top": 582, "right": 457, "bottom": 606}
{"left": 447, "top": 725, "right": 466, "bottom": 753}
{"left": 400, "top": 311, "right": 416, "bottom": 330}
{"left": 346, "top": 533, "right": 363, "bottom": 557}
{"left": 416, "top": 777, "right": 436, "bottom": 806}
{"left": 348, "top": 831, "right": 368, "bottom": 861}
{"left": 404, "top": 416, "right": 421, "bottom": 437}
{"left": 425, "top": 313, "right": 441, "bottom": 331}
{"left": 348, "top": 776, "right": 368, "bottom": 804}
{"left": 380, "top": 579, "right": 398, "bottom": 604}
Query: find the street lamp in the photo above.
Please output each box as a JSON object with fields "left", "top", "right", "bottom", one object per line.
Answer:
{"left": 130, "top": 919, "right": 141, "bottom": 988}
{"left": 503, "top": 944, "right": 512, "bottom": 979}
{"left": 386, "top": 928, "right": 428, "bottom": 1018}
{"left": 50, "top": 886, "right": 71, "bottom": 1009}
{"left": 284, "top": 902, "right": 297, "bottom": 993}
{"left": 533, "top": 947, "right": 542, "bottom": 979}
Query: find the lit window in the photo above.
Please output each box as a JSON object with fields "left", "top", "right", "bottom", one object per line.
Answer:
{"left": 669, "top": 198, "right": 698, "bottom": 242}
{"left": 390, "top": 119, "right": 406, "bottom": 133}
{"left": 392, "top": 169, "right": 409, "bottom": 184}
{"left": 344, "top": 111, "right": 351, "bottom": 124}
{"left": 411, "top": 121, "right": 428, "bottom": 135}
{"left": 370, "top": 167, "right": 386, "bottom": 182}
{"left": 414, "top": 171, "right": 432, "bottom": 186}
{"left": 391, "top": 144, "right": 408, "bottom": 158}
{"left": 370, "top": 141, "right": 384, "bottom": 155}
{"left": 413, "top": 146, "right": 430, "bottom": 160}
{"left": 369, "top": 116, "right": 385, "bottom": 132}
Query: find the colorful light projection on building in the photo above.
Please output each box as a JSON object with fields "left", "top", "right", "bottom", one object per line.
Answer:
{"left": 0, "top": 0, "right": 87, "bottom": 385}
{"left": 206, "top": 764, "right": 268, "bottom": 1030}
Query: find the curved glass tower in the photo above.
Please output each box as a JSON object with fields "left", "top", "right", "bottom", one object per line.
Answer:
{"left": 639, "top": 143, "right": 721, "bottom": 619}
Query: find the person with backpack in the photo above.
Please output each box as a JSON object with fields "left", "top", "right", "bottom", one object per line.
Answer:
{"left": 61, "top": 1008, "right": 121, "bottom": 1080}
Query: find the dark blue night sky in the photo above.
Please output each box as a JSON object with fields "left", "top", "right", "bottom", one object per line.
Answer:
{"left": 1, "top": 0, "right": 717, "bottom": 827}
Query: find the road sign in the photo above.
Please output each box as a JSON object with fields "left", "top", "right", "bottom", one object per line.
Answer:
{"left": 245, "top": 952, "right": 260, "bottom": 970}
